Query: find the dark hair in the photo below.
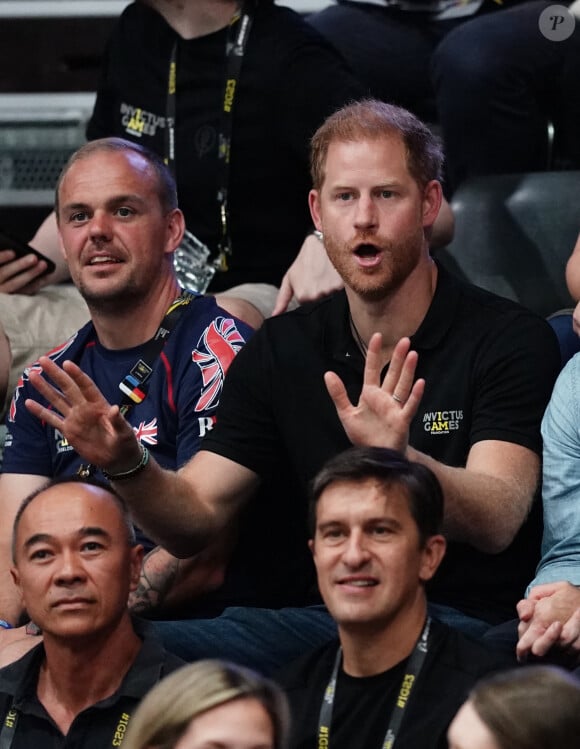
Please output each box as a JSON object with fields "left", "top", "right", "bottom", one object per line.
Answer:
{"left": 309, "top": 446, "right": 444, "bottom": 545}
{"left": 12, "top": 475, "right": 137, "bottom": 562}
{"left": 310, "top": 99, "right": 444, "bottom": 191}
{"left": 469, "top": 666, "right": 580, "bottom": 749}
{"left": 55, "top": 137, "right": 178, "bottom": 217}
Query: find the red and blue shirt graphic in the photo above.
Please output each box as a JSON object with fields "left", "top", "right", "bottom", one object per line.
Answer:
{"left": 3, "top": 296, "right": 252, "bottom": 485}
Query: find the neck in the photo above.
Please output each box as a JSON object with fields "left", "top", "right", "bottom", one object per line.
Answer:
{"left": 38, "top": 615, "right": 141, "bottom": 734}
{"left": 339, "top": 598, "right": 428, "bottom": 677}
{"left": 347, "top": 254, "right": 437, "bottom": 367}
{"left": 143, "top": 0, "right": 241, "bottom": 39}
{"left": 88, "top": 276, "right": 181, "bottom": 350}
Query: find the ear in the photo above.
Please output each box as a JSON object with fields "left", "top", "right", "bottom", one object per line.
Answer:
{"left": 418, "top": 534, "right": 446, "bottom": 583}
{"left": 308, "top": 538, "right": 315, "bottom": 558}
{"left": 164, "top": 208, "right": 186, "bottom": 256}
{"left": 309, "top": 189, "right": 322, "bottom": 231}
{"left": 57, "top": 223, "right": 68, "bottom": 263}
{"left": 10, "top": 567, "right": 19, "bottom": 588}
{"left": 10, "top": 567, "right": 26, "bottom": 608}
{"left": 421, "top": 180, "right": 443, "bottom": 231}
{"left": 128, "top": 545, "right": 145, "bottom": 592}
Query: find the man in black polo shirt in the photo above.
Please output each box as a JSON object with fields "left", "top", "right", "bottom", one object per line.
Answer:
{"left": 25, "top": 100, "right": 560, "bottom": 673}
{"left": 0, "top": 478, "right": 180, "bottom": 748}
{"left": 279, "top": 447, "right": 512, "bottom": 749}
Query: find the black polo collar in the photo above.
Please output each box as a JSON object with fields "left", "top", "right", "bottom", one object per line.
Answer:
{"left": 327, "top": 261, "right": 461, "bottom": 366}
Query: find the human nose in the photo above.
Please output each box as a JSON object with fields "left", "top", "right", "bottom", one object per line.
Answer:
{"left": 88, "top": 210, "right": 113, "bottom": 241}
{"left": 54, "top": 550, "right": 86, "bottom": 585}
{"left": 342, "top": 530, "right": 371, "bottom": 568}
{"left": 353, "top": 194, "right": 378, "bottom": 231}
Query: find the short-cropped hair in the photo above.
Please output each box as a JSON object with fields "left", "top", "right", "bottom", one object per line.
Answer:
{"left": 310, "top": 99, "right": 444, "bottom": 191}
{"left": 309, "top": 446, "right": 444, "bottom": 546}
{"left": 55, "top": 136, "right": 178, "bottom": 217}
{"left": 12, "top": 475, "right": 136, "bottom": 563}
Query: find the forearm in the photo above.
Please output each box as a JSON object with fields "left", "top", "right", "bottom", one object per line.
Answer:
{"left": 406, "top": 442, "right": 537, "bottom": 553}
{"left": 108, "top": 449, "right": 258, "bottom": 559}
{"left": 129, "top": 537, "right": 235, "bottom": 616}
{"left": 129, "top": 546, "right": 180, "bottom": 615}
{"left": 111, "top": 456, "right": 218, "bottom": 558}
{"left": 533, "top": 363, "right": 580, "bottom": 587}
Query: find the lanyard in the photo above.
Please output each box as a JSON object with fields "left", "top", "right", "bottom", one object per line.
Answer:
{"left": 165, "top": 3, "right": 254, "bottom": 272}
{"left": 76, "top": 290, "right": 197, "bottom": 479}
{"left": 0, "top": 705, "right": 17, "bottom": 749}
{"left": 317, "top": 617, "right": 431, "bottom": 749}
{"left": 0, "top": 701, "right": 131, "bottom": 748}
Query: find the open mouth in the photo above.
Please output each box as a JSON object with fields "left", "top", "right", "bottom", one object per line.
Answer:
{"left": 353, "top": 243, "right": 383, "bottom": 268}
{"left": 354, "top": 243, "right": 380, "bottom": 258}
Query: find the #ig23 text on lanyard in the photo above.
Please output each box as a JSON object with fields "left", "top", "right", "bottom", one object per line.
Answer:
{"left": 317, "top": 617, "right": 431, "bottom": 749}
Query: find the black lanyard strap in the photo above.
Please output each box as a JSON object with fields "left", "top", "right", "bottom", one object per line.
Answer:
{"left": 0, "top": 704, "right": 17, "bottom": 749}
{"left": 165, "top": 4, "right": 254, "bottom": 271}
{"left": 317, "top": 617, "right": 431, "bottom": 749}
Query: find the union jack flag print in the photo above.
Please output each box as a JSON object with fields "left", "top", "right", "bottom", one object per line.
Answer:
{"left": 133, "top": 417, "right": 158, "bottom": 445}
{"left": 192, "top": 317, "right": 245, "bottom": 412}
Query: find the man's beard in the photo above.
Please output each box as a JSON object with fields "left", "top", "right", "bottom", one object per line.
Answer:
{"left": 78, "top": 277, "right": 143, "bottom": 316}
{"left": 324, "top": 225, "right": 425, "bottom": 302}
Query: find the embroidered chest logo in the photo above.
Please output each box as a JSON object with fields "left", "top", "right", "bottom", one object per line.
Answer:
{"left": 192, "top": 317, "right": 245, "bottom": 412}
{"left": 422, "top": 409, "right": 464, "bottom": 435}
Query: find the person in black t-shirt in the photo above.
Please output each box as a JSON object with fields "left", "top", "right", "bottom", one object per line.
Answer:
{"left": 0, "top": 477, "right": 182, "bottom": 749}
{"left": 0, "top": 0, "right": 366, "bottom": 419}
{"left": 21, "top": 100, "right": 559, "bottom": 674}
{"left": 278, "top": 446, "right": 512, "bottom": 749}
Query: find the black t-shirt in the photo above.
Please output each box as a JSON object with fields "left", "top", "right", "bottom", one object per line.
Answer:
{"left": 87, "top": 1, "right": 364, "bottom": 290}
{"left": 202, "top": 265, "right": 560, "bottom": 619}
{"left": 0, "top": 620, "right": 183, "bottom": 749}
{"left": 278, "top": 619, "right": 514, "bottom": 749}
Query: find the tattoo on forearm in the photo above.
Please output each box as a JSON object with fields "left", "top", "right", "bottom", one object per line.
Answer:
{"left": 128, "top": 547, "right": 180, "bottom": 615}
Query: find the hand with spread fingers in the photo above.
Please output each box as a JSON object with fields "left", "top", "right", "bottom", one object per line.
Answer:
{"left": 24, "top": 355, "right": 141, "bottom": 475}
{"left": 324, "top": 334, "right": 425, "bottom": 455}
{"left": 516, "top": 582, "right": 580, "bottom": 664}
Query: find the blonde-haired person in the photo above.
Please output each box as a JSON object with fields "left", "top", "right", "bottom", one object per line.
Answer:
{"left": 123, "top": 659, "right": 289, "bottom": 749}
{"left": 448, "top": 665, "right": 580, "bottom": 749}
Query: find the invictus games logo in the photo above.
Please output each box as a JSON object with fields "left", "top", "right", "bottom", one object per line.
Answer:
{"left": 120, "top": 103, "right": 166, "bottom": 138}
{"left": 423, "top": 409, "right": 463, "bottom": 435}
{"left": 539, "top": 5, "right": 576, "bottom": 41}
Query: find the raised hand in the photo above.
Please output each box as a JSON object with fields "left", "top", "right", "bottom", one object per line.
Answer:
{"left": 324, "top": 334, "right": 424, "bottom": 454}
{"left": 25, "top": 356, "right": 141, "bottom": 473}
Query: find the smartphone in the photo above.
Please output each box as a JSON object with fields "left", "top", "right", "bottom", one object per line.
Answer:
{"left": 0, "top": 227, "right": 56, "bottom": 278}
